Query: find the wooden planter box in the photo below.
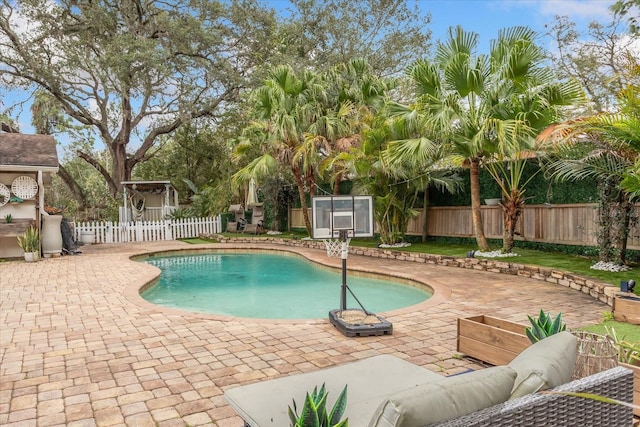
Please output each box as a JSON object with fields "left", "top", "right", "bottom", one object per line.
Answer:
{"left": 621, "top": 362, "right": 640, "bottom": 417}
{"left": 613, "top": 295, "right": 640, "bottom": 325}
{"left": 457, "top": 315, "right": 531, "bottom": 366}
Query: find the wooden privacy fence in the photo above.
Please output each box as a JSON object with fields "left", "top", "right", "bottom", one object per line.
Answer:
{"left": 291, "top": 203, "right": 640, "bottom": 250}
{"left": 72, "top": 216, "right": 221, "bottom": 244}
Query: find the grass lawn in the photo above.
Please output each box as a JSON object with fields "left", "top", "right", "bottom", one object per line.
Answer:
{"left": 351, "top": 239, "right": 640, "bottom": 296}
{"left": 579, "top": 320, "right": 640, "bottom": 344}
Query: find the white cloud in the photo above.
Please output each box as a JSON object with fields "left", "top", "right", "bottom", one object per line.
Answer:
{"left": 534, "top": 0, "right": 613, "bottom": 21}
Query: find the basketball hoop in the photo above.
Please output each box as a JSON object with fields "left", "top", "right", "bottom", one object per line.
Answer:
{"left": 323, "top": 238, "right": 351, "bottom": 258}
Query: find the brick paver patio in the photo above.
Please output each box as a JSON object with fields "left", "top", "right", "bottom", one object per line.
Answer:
{"left": 1, "top": 241, "right": 608, "bottom": 426}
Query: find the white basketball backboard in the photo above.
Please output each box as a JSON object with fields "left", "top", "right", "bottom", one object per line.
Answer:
{"left": 311, "top": 195, "right": 374, "bottom": 239}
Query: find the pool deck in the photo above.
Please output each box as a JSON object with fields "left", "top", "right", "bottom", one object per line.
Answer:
{"left": 0, "top": 240, "right": 609, "bottom": 426}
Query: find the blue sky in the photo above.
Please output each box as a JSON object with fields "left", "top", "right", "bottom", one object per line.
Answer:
{"left": 3, "top": 0, "right": 618, "bottom": 135}
{"left": 423, "top": 0, "right": 614, "bottom": 51}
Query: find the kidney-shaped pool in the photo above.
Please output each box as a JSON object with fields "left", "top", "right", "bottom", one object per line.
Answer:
{"left": 141, "top": 252, "right": 431, "bottom": 319}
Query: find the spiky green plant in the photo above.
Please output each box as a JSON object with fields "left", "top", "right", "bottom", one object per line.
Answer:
{"left": 16, "top": 226, "right": 39, "bottom": 253}
{"left": 288, "top": 384, "right": 348, "bottom": 427}
{"left": 526, "top": 310, "right": 567, "bottom": 344}
{"left": 605, "top": 326, "right": 640, "bottom": 365}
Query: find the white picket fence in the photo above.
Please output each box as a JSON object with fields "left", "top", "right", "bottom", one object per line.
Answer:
{"left": 71, "top": 216, "right": 222, "bottom": 244}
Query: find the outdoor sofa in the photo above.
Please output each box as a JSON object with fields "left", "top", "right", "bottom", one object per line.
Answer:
{"left": 224, "top": 331, "right": 634, "bottom": 426}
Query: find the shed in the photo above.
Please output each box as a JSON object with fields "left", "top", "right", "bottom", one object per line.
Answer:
{"left": 119, "top": 180, "right": 179, "bottom": 222}
{"left": 0, "top": 133, "right": 59, "bottom": 258}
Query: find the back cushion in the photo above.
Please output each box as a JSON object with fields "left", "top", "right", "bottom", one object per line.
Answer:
{"left": 508, "top": 331, "right": 577, "bottom": 399}
{"left": 368, "top": 365, "right": 517, "bottom": 427}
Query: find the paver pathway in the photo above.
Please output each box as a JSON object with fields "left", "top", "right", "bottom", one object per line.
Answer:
{"left": 1, "top": 241, "right": 608, "bottom": 426}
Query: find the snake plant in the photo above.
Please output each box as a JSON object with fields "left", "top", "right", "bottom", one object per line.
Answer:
{"left": 526, "top": 310, "right": 567, "bottom": 343}
{"left": 288, "top": 383, "right": 348, "bottom": 427}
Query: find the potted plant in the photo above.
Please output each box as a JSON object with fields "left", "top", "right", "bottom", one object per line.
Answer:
{"left": 606, "top": 327, "right": 640, "bottom": 416}
{"left": 4, "top": 213, "right": 12, "bottom": 224}
{"left": 17, "top": 226, "right": 40, "bottom": 262}
{"left": 525, "top": 310, "right": 567, "bottom": 343}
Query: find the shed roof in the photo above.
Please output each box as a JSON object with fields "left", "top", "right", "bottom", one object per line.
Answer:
{"left": 0, "top": 134, "right": 59, "bottom": 172}
{"left": 121, "top": 180, "right": 176, "bottom": 193}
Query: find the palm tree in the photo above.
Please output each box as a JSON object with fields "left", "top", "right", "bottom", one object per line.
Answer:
{"left": 316, "top": 59, "right": 395, "bottom": 194}
{"left": 342, "top": 109, "right": 459, "bottom": 245}
{"left": 233, "top": 65, "right": 327, "bottom": 234}
{"left": 386, "top": 26, "right": 584, "bottom": 252}
{"left": 540, "top": 84, "right": 640, "bottom": 264}
{"left": 235, "top": 60, "right": 394, "bottom": 235}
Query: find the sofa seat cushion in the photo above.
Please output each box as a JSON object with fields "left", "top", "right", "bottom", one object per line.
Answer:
{"left": 508, "top": 331, "right": 577, "bottom": 399}
{"left": 368, "top": 365, "right": 517, "bottom": 427}
{"left": 224, "top": 355, "right": 443, "bottom": 426}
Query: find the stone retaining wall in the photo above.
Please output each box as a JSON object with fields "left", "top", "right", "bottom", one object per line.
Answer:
{"left": 215, "top": 236, "right": 619, "bottom": 306}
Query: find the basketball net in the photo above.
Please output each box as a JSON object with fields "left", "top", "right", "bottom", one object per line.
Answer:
{"left": 323, "top": 237, "right": 351, "bottom": 259}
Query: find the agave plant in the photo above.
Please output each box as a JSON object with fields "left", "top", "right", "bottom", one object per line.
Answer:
{"left": 288, "top": 383, "right": 348, "bottom": 427}
{"left": 526, "top": 310, "right": 567, "bottom": 344}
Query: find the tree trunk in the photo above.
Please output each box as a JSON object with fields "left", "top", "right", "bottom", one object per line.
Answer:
{"left": 613, "top": 193, "right": 631, "bottom": 265}
{"left": 596, "top": 179, "right": 615, "bottom": 262}
{"left": 502, "top": 194, "right": 522, "bottom": 253}
{"left": 293, "top": 169, "right": 312, "bottom": 235}
{"left": 112, "top": 142, "right": 131, "bottom": 196}
{"left": 57, "top": 166, "right": 88, "bottom": 210}
{"left": 333, "top": 170, "right": 342, "bottom": 195}
{"left": 470, "top": 158, "right": 490, "bottom": 251}
{"left": 422, "top": 189, "right": 429, "bottom": 243}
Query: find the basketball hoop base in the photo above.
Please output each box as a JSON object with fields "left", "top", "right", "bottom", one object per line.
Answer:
{"left": 329, "top": 309, "right": 393, "bottom": 337}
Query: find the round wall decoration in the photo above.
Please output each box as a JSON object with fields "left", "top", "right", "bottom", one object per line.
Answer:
{"left": 11, "top": 176, "right": 38, "bottom": 200}
{"left": 0, "top": 183, "right": 9, "bottom": 207}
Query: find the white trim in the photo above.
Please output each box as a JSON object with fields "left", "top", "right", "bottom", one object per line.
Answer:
{"left": 0, "top": 165, "right": 58, "bottom": 173}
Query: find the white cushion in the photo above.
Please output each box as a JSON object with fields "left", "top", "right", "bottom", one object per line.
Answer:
{"left": 368, "top": 365, "right": 517, "bottom": 427}
{"left": 225, "top": 355, "right": 443, "bottom": 426}
{"left": 508, "top": 331, "right": 577, "bottom": 399}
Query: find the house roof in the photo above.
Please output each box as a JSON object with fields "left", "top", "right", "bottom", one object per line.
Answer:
{"left": 0, "top": 134, "right": 59, "bottom": 172}
{"left": 121, "top": 180, "right": 176, "bottom": 193}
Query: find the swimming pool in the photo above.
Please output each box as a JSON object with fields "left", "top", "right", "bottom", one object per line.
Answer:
{"left": 141, "top": 252, "right": 431, "bottom": 319}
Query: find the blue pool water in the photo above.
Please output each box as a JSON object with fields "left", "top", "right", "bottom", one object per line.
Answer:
{"left": 141, "top": 252, "right": 431, "bottom": 319}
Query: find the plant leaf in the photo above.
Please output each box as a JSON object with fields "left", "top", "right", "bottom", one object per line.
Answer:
{"left": 315, "top": 389, "right": 328, "bottom": 426}
{"left": 287, "top": 400, "right": 298, "bottom": 426}
{"left": 298, "top": 393, "right": 320, "bottom": 427}
{"left": 551, "top": 312, "right": 563, "bottom": 334}
{"left": 328, "top": 385, "right": 348, "bottom": 426}
{"left": 541, "top": 391, "right": 640, "bottom": 410}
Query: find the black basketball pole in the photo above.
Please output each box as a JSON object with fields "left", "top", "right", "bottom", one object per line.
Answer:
{"left": 340, "top": 229, "right": 348, "bottom": 311}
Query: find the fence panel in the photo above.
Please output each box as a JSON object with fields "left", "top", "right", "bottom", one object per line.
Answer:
{"left": 71, "top": 216, "right": 221, "bottom": 244}
{"left": 290, "top": 203, "right": 640, "bottom": 250}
